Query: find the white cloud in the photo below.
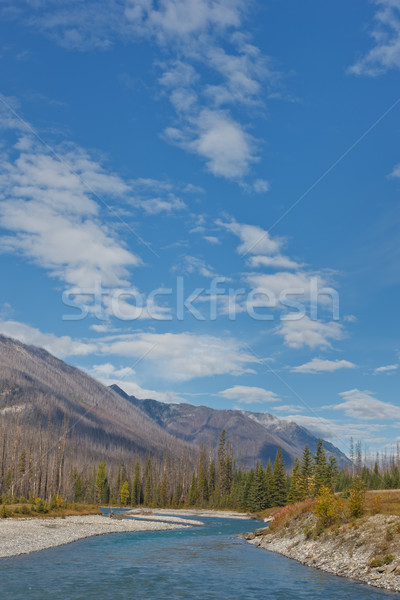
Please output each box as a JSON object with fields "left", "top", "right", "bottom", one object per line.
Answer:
{"left": 272, "top": 404, "right": 302, "bottom": 413}
{"left": 219, "top": 385, "right": 280, "bottom": 404}
{"left": 277, "top": 316, "right": 344, "bottom": 349}
{"left": 333, "top": 388, "right": 400, "bottom": 420}
{"left": 292, "top": 358, "right": 356, "bottom": 374}
{"left": 173, "top": 255, "right": 218, "bottom": 278}
{"left": 125, "top": 0, "right": 246, "bottom": 41}
{"left": 91, "top": 363, "right": 136, "bottom": 379}
{"left": 0, "top": 320, "right": 96, "bottom": 358}
{"left": 280, "top": 414, "right": 380, "bottom": 447}
{"left": 99, "top": 331, "right": 258, "bottom": 381}
{"left": 0, "top": 319, "right": 259, "bottom": 382}
{"left": 84, "top": 362, "right": 186, "bottom": 402}
{"left": 252, "top": 178, "right": 270, "bottom": 193}
{"left": 0, "top": 134, "right": 140, "bottom": 289}
{"left": 139, "top": 195, "right": 186, "bottom": 215}
{"left": 165, "top": 109, "right": 256, "bottom": 178}
{"left": 203, "top": 235, "right": 221, "bottom": 245}
{"left": 217, "top": 219, "right": 282, "bottom": 255}
{"left": 374, "top": 364, "right": 399, "bottom": 374}
{"left": 349, "top": 0, "right": 400, "bottom": 76}
{"left": 390, "top": 163, "right": 400, "bottom": 178}
{"left": 8, "top": 1, "right": 274, "bottom": 182}
{"left": 248, "top": 254, "right": 300, "bottom": 270}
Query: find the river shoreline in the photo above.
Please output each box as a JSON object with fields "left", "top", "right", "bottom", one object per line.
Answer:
{"left": 240, "top": 513, "right": 400, "bottom": 593}
{"left": 0, "top": 513, "right": 203, "bottom": 559}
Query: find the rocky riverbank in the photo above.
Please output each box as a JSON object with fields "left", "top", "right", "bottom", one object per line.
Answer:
{"left": 0, "top": 514, "right": 201, "bottom": 558}
{"left": 239, "top": 513, "right": 400, "bottom": 592}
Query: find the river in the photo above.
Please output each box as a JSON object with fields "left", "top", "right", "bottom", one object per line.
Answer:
{"left": 0, "top": 514, "right": 398, "bottom": 599}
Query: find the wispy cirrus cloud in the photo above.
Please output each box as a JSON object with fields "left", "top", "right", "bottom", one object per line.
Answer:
{"left": 0, "top": 319, "right": 259, "bottom": 382}
{"left": 373, "top": 364, "right": 398, "bottom": 374}
{"left": 292, "top": 358, "right": 356, "bottom": 374}
{"left": 5, "top": 1, "right": 276, "bottom": 182}
{"left": 349, "top": 0, "right": 400, "bottom": 76}
{"left": 330, "top": 388, "right": 400, "bottom": 420}
{"left": 219, "top": 385, "right": 280, "bottom": 404}
{"left": 0, "top": 131, "right": 140, "bottom": 289}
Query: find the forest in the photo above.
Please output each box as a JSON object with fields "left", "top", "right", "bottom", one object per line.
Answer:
{"left": 2, "top": 424, "right": 400, "bottom": 514}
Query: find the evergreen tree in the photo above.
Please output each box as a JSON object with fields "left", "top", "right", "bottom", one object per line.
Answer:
{"left": 120, "top": 481, "right": 130, "bottom": 505}
{"left": 288, "top": 457, "right": 302, "bottom": 502}
{"left": 239, "top": 468, "right": 254, "bottom": 511}
{"left": 272, "top": 448, "right": 287, "bottom": 506}
{"left": 159, "top": 472, "right": 168, "bottom": 506}
{"left": 95, "top": 461, "right": 109, "bottom": 504}
{"left": 208, "top": 459, "right": 216, "bottom": 500}
{"left": 187, "top": 472, "right": 199, "bottom": 506}
{"left": 299, "top": 445, "right": 314, "bottom": 499}
{"left": 249, "top": 462, "right": 268, "bottom": 511}
{"left": 144, "top": 459, "right": 152, "bottom": 506}
{"left": 313, "top": 439, "right": 327, "bottom": 496}
{"left": 132, "top": 461, "right": 141, "bottom": 506}
{"left": 198, "top": 452, "right": 209, "bottom": 504}
{"left": 325, "top": 455, "right": 338, "bottom": 491}
{"left": 264, "top": 460, "right": 273, "bottom": 508}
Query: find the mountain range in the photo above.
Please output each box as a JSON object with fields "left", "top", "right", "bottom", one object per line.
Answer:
{"left": 111, "top": 384, "right": 348, "bottom": 467}
{"left": 0, "top": 334, "right": 348, "bottom": 468}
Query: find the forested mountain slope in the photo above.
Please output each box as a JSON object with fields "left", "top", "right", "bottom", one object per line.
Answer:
{"left": 0, "top": 335, "right": 194, "bottom": 470}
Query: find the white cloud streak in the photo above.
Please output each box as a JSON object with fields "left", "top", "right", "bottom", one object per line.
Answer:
{"left": 292, "top": 358, "right": 356, "bottom": 374}
{"left": 333, "top": 388, "right": 400, "bottom": 420}
{"left": 374, "top": 364, "right": 399, "bottom": 374}
{"left": 219, "top": 384, "right": 280, "bottom": 404}
{"left": 0, "top": 320, "right": 259, "bottom": 382}
{"left": 0, "top": 127, "right": 141, "bottom": 289}
{"left": 349, "top": 0, "right": 400, "bottom": 76}
{"left": 8, "top": 1, "right": 274, "bottom": 181}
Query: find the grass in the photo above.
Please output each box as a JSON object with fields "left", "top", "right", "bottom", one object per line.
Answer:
{"left": 258, "top": 490, "right": 400, "bottom": 538}
{"left": 365, "top": 491, "right": 400, "bottom": 516}
{"left": 261, "top": 499, "right": 316, "bottom": 533}
{"left": 4, "top": 503, "right": 101, "bottom": 518}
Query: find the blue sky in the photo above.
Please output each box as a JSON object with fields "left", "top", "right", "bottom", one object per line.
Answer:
{"left": 0, "top": 0, "right": 400, "bottom": 456}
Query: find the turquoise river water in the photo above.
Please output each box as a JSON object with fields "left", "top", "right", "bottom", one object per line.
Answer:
{"left": 0, "top": 513, "right": 398, "bottom": 599}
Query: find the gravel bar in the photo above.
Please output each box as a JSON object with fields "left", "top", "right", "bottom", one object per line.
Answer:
{"left": 0, "top": 515, "right": 192, "bottom": 558}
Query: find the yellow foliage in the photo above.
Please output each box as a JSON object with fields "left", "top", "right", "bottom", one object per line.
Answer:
{"left": 314, "top": 485, "right": 341, "bottom": 526}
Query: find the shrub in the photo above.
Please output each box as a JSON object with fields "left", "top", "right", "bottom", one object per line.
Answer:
{"left": 268, "top": 499, "right": 315, "bottom": 533}
{"left": 369, "top": 557, "right": 383, "bottom": 568}
{"left": 348, "top": 478, "right": 366, "bottom": 518}
{"left": 314, "top": 486, "right": 341, "bottom": 527}
{"left": 384, "top": 554, "right": 395, "bottom": 565}
{"left": 20, "top": 504, "right": 30, "bottom": 515}
{"left": 34, "top": 498, "right": 49, "bottom": 514}
{"left": 0, "top": 503, "right": 9, "bottom": 519}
